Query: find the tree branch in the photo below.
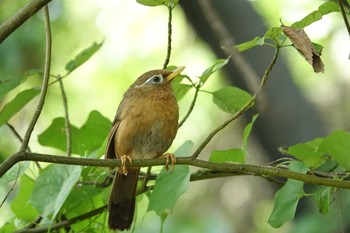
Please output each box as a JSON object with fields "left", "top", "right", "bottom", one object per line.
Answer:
{"left": 338, "top": 0, "right": 350, "bottom": 37}
{"left": 14, "top": 205, "right": 107, "bottom": 233}
{"left": 162, "top": 4, "right": 173, "bottom": 69}
{"left": 1, "top": 151, "right": 350, "bottom": 189}
{"left": 19, "top": 5, "right": 52, "bottom": 152}
{"left": 0, "top": 0, "right": 53, "bottom": 44}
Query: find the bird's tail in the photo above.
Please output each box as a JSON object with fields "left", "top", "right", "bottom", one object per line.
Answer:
{"left": 108, "top": 168, "right": 140, "bottom": 231}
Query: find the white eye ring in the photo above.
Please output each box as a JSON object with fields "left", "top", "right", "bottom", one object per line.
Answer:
{"left": 145, "top": 74, "right": 163, "bottom": 84}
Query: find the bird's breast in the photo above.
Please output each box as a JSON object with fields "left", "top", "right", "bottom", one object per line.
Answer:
{"left": 115, "top": 92, "right": 179, "bottom": 159}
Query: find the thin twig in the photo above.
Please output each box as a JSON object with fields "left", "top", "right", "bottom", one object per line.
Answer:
{"left": 338, "top": 0, "right": 350, "bottom": 37}
{"left": 178, "top": 83, "right": 200, "bottom": 128}
{"left": 0, "top": 0, "right": 52, "bottom": 43}
{"left": 140, "top": 166, "right": 152, "bottom": 192}
{"left": 24, "top": 216, "right": 43, "bottom": 229}
{"left": 0, "top": 165, "right": 20, "bottom": 208}
{"left": 19, "top": 6, "right": 52, "bottom": 152}
{"left": 57, "top": 75, "right": 72, "bottom": 156}
{"left": 6, "top": 123, "right": 41, "bottom": 169}
{"left": 6, "top": 123, "right": 31, "bottom": 152}
{"left": 162, "top": 5, "right": 173, "bottom": 69}
{"left": 14, "top": 205, "right": 107, "bottom": 233}
{"left": 191, "top": 47, "right": 280, "bottom": 159}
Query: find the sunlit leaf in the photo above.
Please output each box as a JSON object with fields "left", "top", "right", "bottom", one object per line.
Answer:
{"left": 209, "top": 148, "right": 245, "bottom": 164}
{"left": 235, "top": 36, "right": 265, "bottom": 52}
{"left": 287, "top": 138, "right": 325, "bottom": 168}
{"left": 268, "top": 161, "right": 308, "bottom": 228}
{"left": 212, "top": 86, "right": 252, "bottom": 113}
{"left": 30, "top": 164, "right": 82, "bottom": 219}
{"left": 0, "top": 162, "right": 30, "bottom": 187}
{"left": 292, "top": 1, "right": 339, "bottom": 28}
{"left": 0, "top": 87, "right": 40, "bottom": 127}
{"left": 136, "top": 0, "right": 178, "bottom": 7}
{"left": 11, "top": 175, "right": 38, "bottom": 221}
{"left": 320, "top": 130, "right": 350, "bottom": 170}
{"left": 264, "top": 27, "right": 283, "bottom": 40}
{"left": 242, "top": 114, "right": 258, "bottom": 150}
{"left": 65, "top": 41, "right": 103, "bottom": 74}
{"left": 172, "top": 74, "right": 193, "bottom": 101}
{"left": 0, "top": 222, "right": 16, "bottom": 233}
{"left": 38, "top": 110, "right": 111, "bottom": 156}
{"left": 200, "top": 58, "right": 229, "bottom": 84}
{"left": 147, "top": 140, "right": 193, "bottom": 213}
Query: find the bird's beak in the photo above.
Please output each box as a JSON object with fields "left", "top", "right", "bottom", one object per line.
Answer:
{"left": 166, "top": 66, "right": 185, "bottom": 83}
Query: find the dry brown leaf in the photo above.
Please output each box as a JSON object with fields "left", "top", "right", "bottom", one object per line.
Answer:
{"left": 282, "top": 26, "right": 324, "bottom": 73}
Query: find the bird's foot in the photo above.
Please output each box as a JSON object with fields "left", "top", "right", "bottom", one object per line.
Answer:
{"left": 120, "top": 155, "right": 132, "bottom": 175}
{"left": 162, "top": 153, "right": 176, "bottom": 173}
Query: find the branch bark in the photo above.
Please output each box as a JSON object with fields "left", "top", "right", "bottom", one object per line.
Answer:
{"left": 0, "top": 0, "right": 53, "bottom": 44}
{"left": 1, "top": 151, "right": 350, "bottom": 189}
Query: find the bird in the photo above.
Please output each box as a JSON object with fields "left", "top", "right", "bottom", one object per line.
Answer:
{"left": 105, "top": 66, "right": 185, "bottom": 231}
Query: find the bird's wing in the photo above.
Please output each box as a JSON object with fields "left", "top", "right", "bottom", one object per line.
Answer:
{"left": 105, "top": 95, "right": 129, "bottom": 159}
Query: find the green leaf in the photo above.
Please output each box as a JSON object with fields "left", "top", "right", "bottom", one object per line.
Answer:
{"left": 171, "top": 75, "right": 193, "bottom": 101}
{"left": 242, "top": 114, "right": 258, "bottom": 150}
{"left": 292, "top": 2, "right": 339, "bottom": 28}
{"left": 209, "top": 148, "right": 245, "bottom": 164}
{"left": 0, "top": 87, "right": 40, "bottom": 127}
{"left": 200, "top": 58, "right": 229, "bottom": 84}
{"left": 315, "top": 187, "right": 332, "bottom": 214}
{"left": 38, "top": 117, "right": 78, "bottom": 152}
{"left": 0, "top": 162, "right": 30, "bottom": 187}
{"left": 264, "top": 27, "right": 283, "bottom": 40}
{"left": 235, "top": 36, "right": 265, "bottom": 52}
{"left": 0, "top": 76, "right": 25, "bottom": 98}
{"left": 212, "top": 86, "right": 252, "bottom": 113}
{"left": 136, "top": 0, "right": 178, "bottom": 7}
{"left": 173, "top": 83, "right": 193, "bottom": 101}
{"left": 287, "top": 138, "right": 325, "bottom": 168}
{"left": 38, "top": 110, "right": 111, "bottom": 155}
{"left": 30, "top": 164, "right": 82, "bottom": 219}
{"left": 147, "top": 140, "right": 193, "bottom": 213}
{"left": 65, "top": 41, "right": 103, "bottom": 74}
{"left": 268, "top": 161, "right": 308, "bottom": 228}
{"left": 11, "top": 175, "right": 38, "bottom": 220}
{"left": 0, "top": 222, "right": 16, "bottom": 233}
{"left": 312, "top": 42, "right": 324, "bottom": 55}
{"left": 320, "top": 130, "right": 350, "bottom": 170}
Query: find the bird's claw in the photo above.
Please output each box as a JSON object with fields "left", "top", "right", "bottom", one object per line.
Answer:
{"left": 120, "top": 155, "right": 132, "bottom": 175}
{"left": 164, "top": 153, "right": 176, "bottom": 173}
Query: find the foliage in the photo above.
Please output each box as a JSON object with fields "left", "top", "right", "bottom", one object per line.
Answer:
{"left": 0, "top": 0, "right": 350, "bottom": 232}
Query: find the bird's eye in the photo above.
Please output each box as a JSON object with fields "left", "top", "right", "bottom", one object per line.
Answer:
{"left": 147, "top": 74, "right": 163, "bottom": 84}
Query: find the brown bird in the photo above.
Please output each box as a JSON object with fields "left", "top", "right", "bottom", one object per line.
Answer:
{"left": 105, "top": 66, "right": 185, "bottom": 231}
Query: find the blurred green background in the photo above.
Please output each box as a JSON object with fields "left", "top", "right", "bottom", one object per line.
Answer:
{"left": 1, "top": 0, "right": 350, "bottom": 232}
